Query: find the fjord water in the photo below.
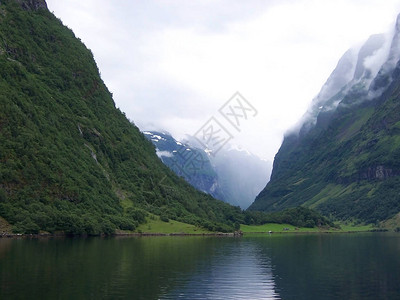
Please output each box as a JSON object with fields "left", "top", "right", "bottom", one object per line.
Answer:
{"left": 0, "top": 233, "right": 400, "bottom": 299}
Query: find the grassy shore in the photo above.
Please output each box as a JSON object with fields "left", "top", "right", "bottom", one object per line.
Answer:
{"left": 0, "top": 214, "right": 380, "bottom": 237}
{"left": 240, "top": 223, "right": 376, "bottom": 234}
{"left": 134, "top": 219, "right": 377, "bottom": 235}
{"left": 135, "top": 216, "right": 212, "bottom": 234}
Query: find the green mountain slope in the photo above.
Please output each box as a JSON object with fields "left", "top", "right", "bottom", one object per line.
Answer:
{"left": 250, "top": 16, "right": 400, "bottom": 224}
{"left": 0, "top": 0, "right": 243, "bottom": 234}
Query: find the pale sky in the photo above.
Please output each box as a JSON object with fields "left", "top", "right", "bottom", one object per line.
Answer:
{"left": 46, "top": 0, "right": 400, "bottom": 160}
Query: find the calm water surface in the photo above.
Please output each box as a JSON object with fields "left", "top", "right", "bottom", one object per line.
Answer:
{"left": 0, "top": 233, "right": 400, "bottom": 299}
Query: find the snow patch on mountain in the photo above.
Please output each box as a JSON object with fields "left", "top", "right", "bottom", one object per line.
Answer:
{"left": 156, "top": 150, "right": 173, "bottom": 159}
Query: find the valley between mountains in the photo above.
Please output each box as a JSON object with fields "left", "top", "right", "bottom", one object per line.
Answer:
{"left": 1, "top": 0, "right": 400, "bottom": 235}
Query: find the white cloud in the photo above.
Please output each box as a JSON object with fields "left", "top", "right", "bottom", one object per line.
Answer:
{"left": 47, "top": 0, "right": 400, "bottom": 160}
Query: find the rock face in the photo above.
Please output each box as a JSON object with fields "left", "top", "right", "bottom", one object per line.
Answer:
{"left": 359, "top": 166, "right": 399, "bottom": 181}
{"left": 249, "top": 13, "right": 400, "bottom": 224}
{"left": 14, "top": 0, "right": 47, "bottom": 10}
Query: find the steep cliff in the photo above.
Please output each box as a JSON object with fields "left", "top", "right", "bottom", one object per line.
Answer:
{"left": 250, "top": 14, "right": 400, "bottom": 224}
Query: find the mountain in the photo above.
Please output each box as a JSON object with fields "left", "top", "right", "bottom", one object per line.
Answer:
{"left": 249, "top": 14, "right": 400, "bottom": 224}
{"left": 143, "top": 131, "right": 225, "bottom": 201}
{"left": 145, "top": 131, "right": 271, "bottom": 209}
{"left": 0, "top": 0, "right": 244, "bottom": 234}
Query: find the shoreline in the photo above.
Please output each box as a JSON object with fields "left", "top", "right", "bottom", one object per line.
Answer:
{"left": 0, "top": 231, "right": 244, "bottom": 239}
{"left": 0, "top": 229, "right": 390, "bottom": 239}
{"left": 242, "top": 229, "right": 387, "bottom": 235}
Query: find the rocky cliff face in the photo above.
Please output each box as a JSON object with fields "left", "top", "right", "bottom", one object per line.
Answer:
{"left": 359, "top": 165, "right": 399, "bottom": 181}
{"left": 12, "top": 0, "right": 47, "bottom": 10}
{"left": 249, "top": 13, "right": 400, "bottom": 224}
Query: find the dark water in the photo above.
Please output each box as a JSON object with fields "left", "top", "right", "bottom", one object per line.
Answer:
{"left": 0, "top": 233, "right": 400, "bottom": 299}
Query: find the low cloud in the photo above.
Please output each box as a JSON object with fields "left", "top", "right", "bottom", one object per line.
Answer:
{"left": 47, "top": 0, "right": 400, "bottom": 161}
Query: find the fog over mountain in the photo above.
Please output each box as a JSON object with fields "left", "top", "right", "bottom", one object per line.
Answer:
{"left": 46, "top": 0, "right": 400, "bottom": 162}
{"left": 210, "top": 145, "right": 271, "bottom": 209}
{"left": 250, "top": 13, "right": 400, "bottom": 225}
{"left": 292, "top": 17, "right": 400, "bottom": 136}
{"left": 145, "top": 131, "right": 271, "bottom": 209}
{"left": 184, "top": 135, "right": 272, "bottom": 209}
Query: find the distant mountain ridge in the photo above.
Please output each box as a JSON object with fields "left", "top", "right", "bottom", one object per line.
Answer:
{"left": 145, "top": 131, "right": 271, "bottom": 209}
{"left": 143, "top": 131, "right": 225, "bottom": 201}
{"left": 250, "top": 13, "right": 400, "bottom": 225}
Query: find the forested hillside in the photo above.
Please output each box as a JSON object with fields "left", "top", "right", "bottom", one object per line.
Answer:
{"left": 0, "top": 0, "right": 244, "bottom": 234}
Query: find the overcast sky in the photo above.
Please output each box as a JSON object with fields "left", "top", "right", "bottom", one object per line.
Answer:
{"left": 46, "top": 0, "right": 400, "bottom": 160}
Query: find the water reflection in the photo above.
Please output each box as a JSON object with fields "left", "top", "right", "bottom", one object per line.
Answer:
{"left": 162, "top": 239, "right": 279, "bottom": 299}
{"left": 0, "top": 233, "right": 399, "bottom": 299}
{"left": 256, "top": 233, "right": 400, "bottom": 300}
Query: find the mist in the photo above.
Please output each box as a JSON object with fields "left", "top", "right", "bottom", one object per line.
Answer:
{"left": 288, "top": 14, "right": 400, "bottom": 137}
{"left": 46, "top": 0, "right": 400, "bottom": 162}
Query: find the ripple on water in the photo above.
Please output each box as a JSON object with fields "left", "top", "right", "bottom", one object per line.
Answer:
{"left": 161, "top": 241, "right": 280, "bottom": 299}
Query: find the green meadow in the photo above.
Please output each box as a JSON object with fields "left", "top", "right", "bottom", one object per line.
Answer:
{"left": 135, "top": 216, "right": 212, "bottom": 234}
{"left": 240, "top": 223, "right": 376, "bottom": 234}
